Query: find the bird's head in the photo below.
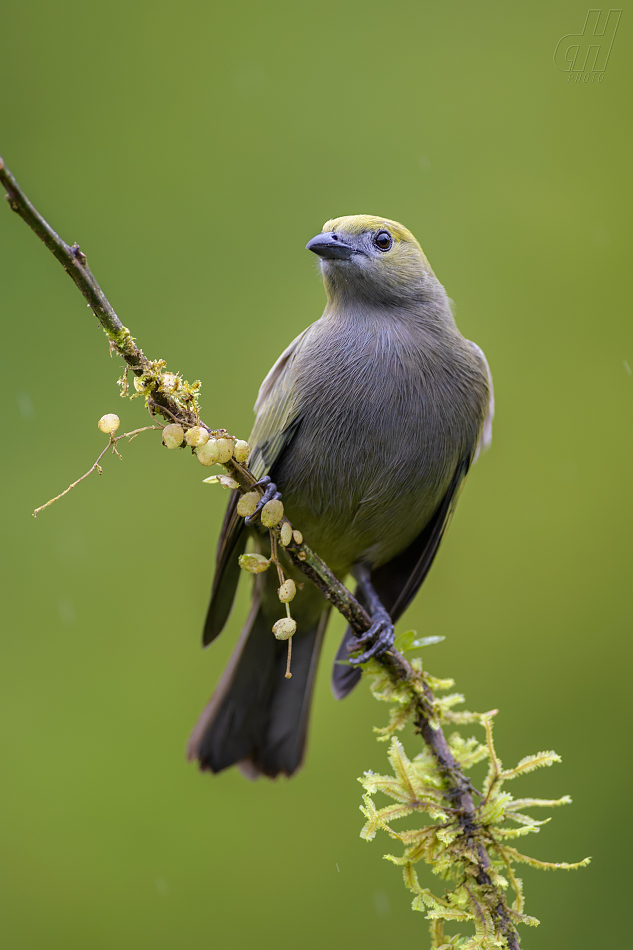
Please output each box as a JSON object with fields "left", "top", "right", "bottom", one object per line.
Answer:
{"left": 306, "top": 214, "right": 436, "bottom": 307}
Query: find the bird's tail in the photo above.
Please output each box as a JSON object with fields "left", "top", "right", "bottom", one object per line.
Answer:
{"left": 187, "top": 586, "right": 329, "bottom": 778}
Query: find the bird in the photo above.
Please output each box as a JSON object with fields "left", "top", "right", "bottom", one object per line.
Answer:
{"left": 187, "top": 214, "right": 493, "bottom": 780}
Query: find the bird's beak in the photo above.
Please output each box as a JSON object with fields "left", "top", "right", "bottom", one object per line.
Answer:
{"left": 305, "top": 231, "right": 357, "bottom": 261}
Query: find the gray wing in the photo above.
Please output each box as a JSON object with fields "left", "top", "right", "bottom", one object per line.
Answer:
{"left": 247, "top": 327, "right": 310, "bottom": 479}
{"left": 202, "top": 328, "right": 310, "bottom": 646}
{"left": 333, "top": 343, "right": 493, "bottom": 698}
{"left": 468, "top": 340, "right": 494, "bottom": 461}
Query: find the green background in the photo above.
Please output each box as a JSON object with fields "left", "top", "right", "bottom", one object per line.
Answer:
{"left": 1, "top": 2, "right": 631, "bottom": 947}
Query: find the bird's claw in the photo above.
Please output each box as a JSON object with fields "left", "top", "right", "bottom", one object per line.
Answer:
{"left": 245, "top": 476, "right": 283, "bottom": 525}
{"left": 348, "top": 613, "right": 395, "bottom": 665}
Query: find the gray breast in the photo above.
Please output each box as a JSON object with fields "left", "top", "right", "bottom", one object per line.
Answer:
{"left": 271, "top": 315, "right": 488, "bottom": 573}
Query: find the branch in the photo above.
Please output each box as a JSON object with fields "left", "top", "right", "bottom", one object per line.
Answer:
{"left": 0, "top": 156, "right": 198, "bottom": 429}
{"left": 0, "top": 156, "right": 521, "bottom": 949}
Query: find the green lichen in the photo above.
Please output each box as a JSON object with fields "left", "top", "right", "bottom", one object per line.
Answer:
{"left": 106, "top": 322, "right": 136, "bottom": 356}
{"left": 115, "top": 354, "right": 203, "bottom": 420}
{"left": 359, "top": 639, "right": 590, "bottom": 949}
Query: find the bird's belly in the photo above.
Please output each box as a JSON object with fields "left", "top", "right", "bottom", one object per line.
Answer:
{"left": 275, "top": 421, "right": 456, "bottom": 575}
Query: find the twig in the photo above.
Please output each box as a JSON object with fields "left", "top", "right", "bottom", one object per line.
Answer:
{"left": 1, "top": 156, "right": 521, "bottom": 949}
{"left": 32, "top": 426, "right": 160, "bottom": 517}
{"left": 285, "top": 636, "right": 293, "bottom": 679}
{"left": 269, "top": 529, "right": 294, "bottom": 678}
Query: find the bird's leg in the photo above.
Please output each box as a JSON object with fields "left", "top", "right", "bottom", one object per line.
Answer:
{"left": 245, "top": 475, "right": 283, "bottom": 525}
{"left": 348, "top": 563, "right": 395, "bottom": 664}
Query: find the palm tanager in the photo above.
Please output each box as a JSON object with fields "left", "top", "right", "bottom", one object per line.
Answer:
{"left": 187, "top": 214, "right": 493, "bottom": 779}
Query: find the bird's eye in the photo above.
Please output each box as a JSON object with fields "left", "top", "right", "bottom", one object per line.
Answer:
{"left": 374, "top": 230, "right": 393, "bottom": 252}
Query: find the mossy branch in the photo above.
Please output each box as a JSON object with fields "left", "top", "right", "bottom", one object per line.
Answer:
{"left": 1, "top": 156, "right": 586, "bottom": 949}
{"left": 360, "top": 649, "right": 588, "bottom": 948}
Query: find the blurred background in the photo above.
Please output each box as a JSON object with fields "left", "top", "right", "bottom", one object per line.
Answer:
{"left": 1, "top": 2, "right": 631, "bottom": 947}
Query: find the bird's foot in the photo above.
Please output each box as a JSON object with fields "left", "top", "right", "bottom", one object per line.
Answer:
{"left": 348, "top": 608, "right": 395, "bottom": 664}
{"left": 245, "top": 476, "right": 283, "bottom": 525}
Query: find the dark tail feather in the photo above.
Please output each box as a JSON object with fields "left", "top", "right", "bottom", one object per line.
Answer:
{"left": 331, "top": 587, "right": 365, "bottom": 700}
{"left": 203, "top": 493, "right": 247, "bottom": 646}
{"left": 188, "top": 594, "right": 329, "bottom": 778}
{"left": 332, "top": 463, "right": 469, "bottom": 700}
{"left": 331, "top": 526, "right": 448, "bottom": 700}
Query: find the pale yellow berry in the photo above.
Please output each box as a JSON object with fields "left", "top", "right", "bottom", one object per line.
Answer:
{"left": 160, "top": 372, "right": 179, "bottom": 393}
{"left": 216, "top": 475, "right": 239, "bottom": 490}
{"left": 233, "top": 440, "right": 250, "bottom": 462}
{"left": 98, "top": 413, "right": 120, "bottom": 434}
{"left": 278, "top": 579, "right": 296, "bottom": 603}
{"left": 236, "top": 491, "right": 260, "bottom": 518}
{"left": 185, "top": 426, "right": 209, "bottom": 447}
{"left": 215, "top": 438, "right": 234, "bottom": 464}
{"left": 279, "top": 522, "right": 293, "bottom": 547}
{"left": 238, "top": 553, "right": 271, "bottom": 574}
{"left": 292, "top": 529, "right": 303, "bottom": 545}
{"left": 273, "top": 618, "right": 297, "bottom": 640}
{"left": 163, "top": 423, "right": 184, "bottom": 448}
{"left": 261, "top": 499, "right": 284, "bottom": 528}
{"left": 196, "top": 439, "right": 220, "bottom": 466}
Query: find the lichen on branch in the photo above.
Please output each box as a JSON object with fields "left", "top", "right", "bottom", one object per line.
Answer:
{"left": 359, "top": 637, "right": 589, "bottom": 948}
